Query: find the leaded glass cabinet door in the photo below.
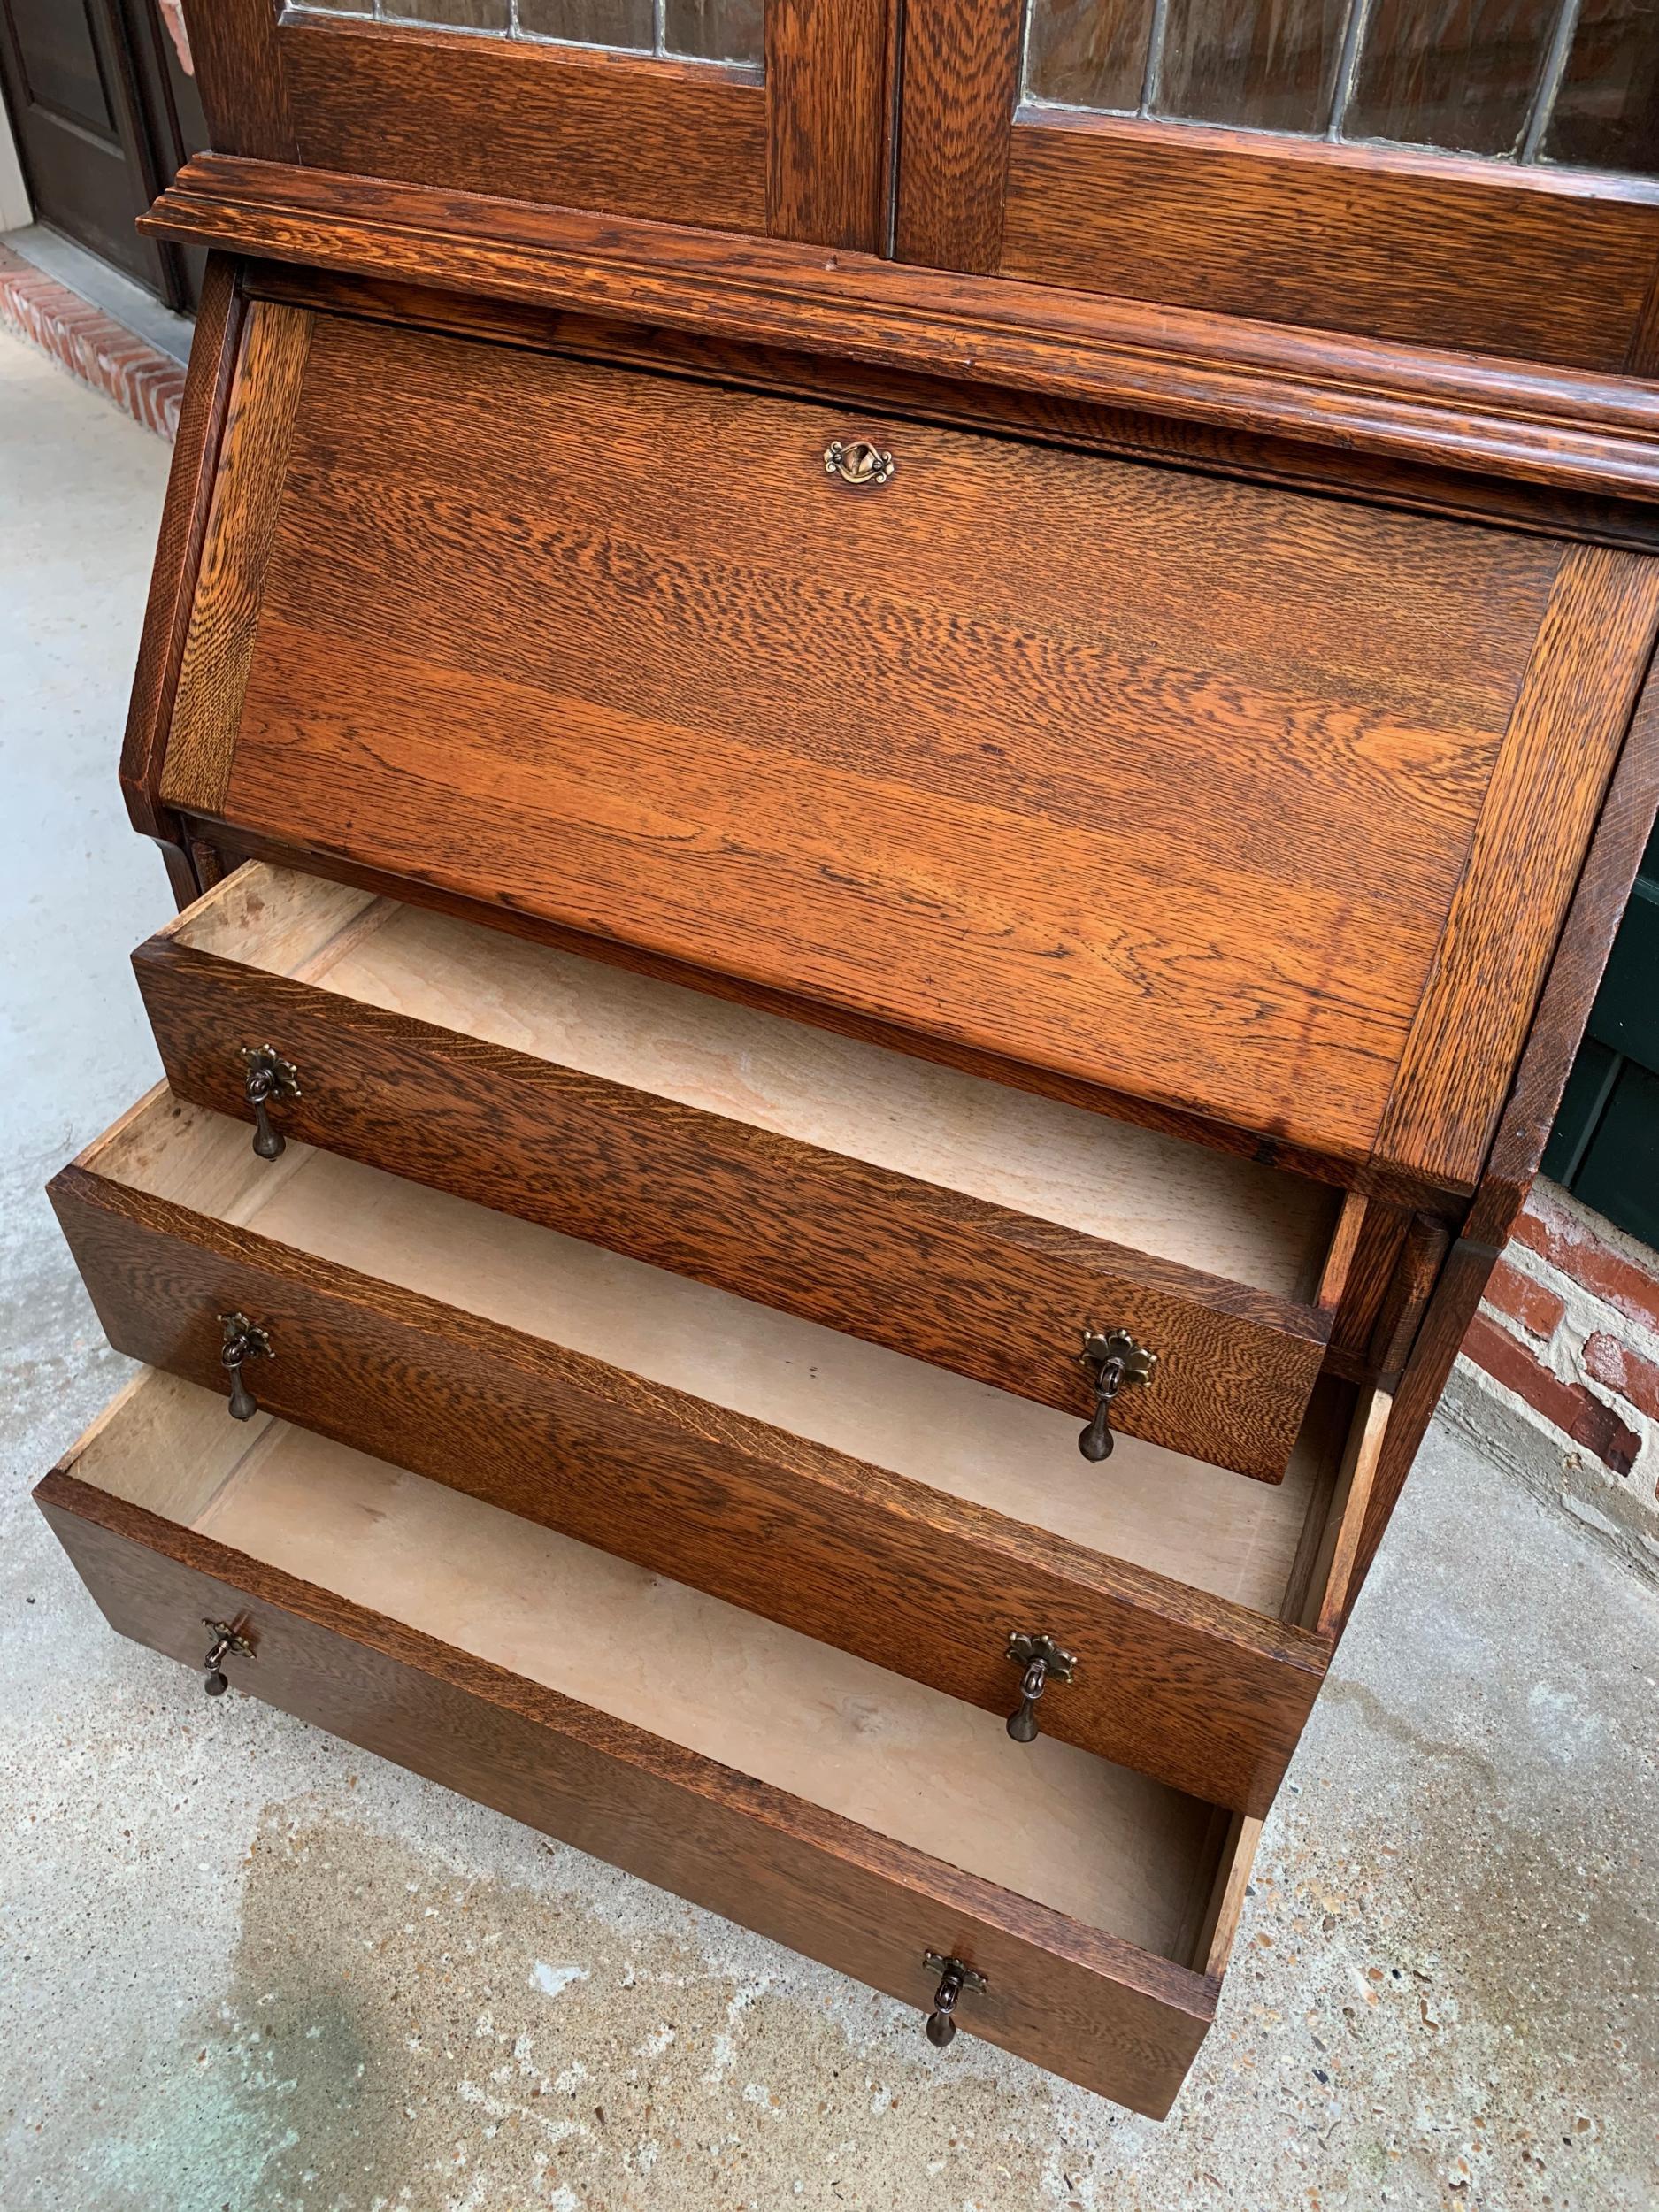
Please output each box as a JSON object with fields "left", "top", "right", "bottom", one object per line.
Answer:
{"left": 184, "top": 0, "right": 895, "bottom": 249}
{"left": 895, "top": 0, "right": 1659, "bottom": 370}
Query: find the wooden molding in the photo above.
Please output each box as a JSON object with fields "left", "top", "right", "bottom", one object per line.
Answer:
{"left": 118, "top": 249, "right": 245, "bottom": 889}
{"left": 158, "top": 299, "right": 312, "bottom": 817}
{"left": 141, "top": 157, "right": 1659, "bottom": 507}
{"left": 1374, "top": 546, "right": 1659, "bottom": 1186}
{"left": 1000, "top": 111, "right": 1659, "bottom": 373}
{"left": 1354, "top": 660, "right": 1659, "bottom": 1590}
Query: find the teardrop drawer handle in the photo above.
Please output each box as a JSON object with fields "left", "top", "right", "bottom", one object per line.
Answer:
{"left": 1004, "top": 1631, "right": 1078, "bottom": 1743}
{"left": 824, "top": 437, "right": 895, "bottom": 488}
{"left": 201, "top": 1616, "right": 254, "bottom": 1697}
{"left": 922, "top": 1950, "right": 987, "bottom": 2048}
{"left": 239, "top": 1044, "right": 301, "bottom": 1160}
{"left": 1077, "top": 1326, "right": 1157, "bottom": 1462}
{"left": 219, "top": 1310, "right": 273, "bottom": 1421}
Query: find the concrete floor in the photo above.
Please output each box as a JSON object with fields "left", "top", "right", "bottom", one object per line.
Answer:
{"left": 3, "top": 321, "right": 1657, "bottom": 2212}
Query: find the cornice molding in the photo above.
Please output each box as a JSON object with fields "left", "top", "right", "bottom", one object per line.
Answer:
{"left": 144, "top": 154, "right": 1659, "bottom": 504}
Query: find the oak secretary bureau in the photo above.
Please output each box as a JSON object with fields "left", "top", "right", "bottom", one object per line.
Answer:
{"left": 35, "top": 0, "right": 1659, "bottom": 2118}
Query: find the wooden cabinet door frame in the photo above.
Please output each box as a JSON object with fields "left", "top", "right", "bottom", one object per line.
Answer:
{"left": 894, "top": 0, "right": 1659, "bottom": 373}
{"left": 185, "top": 0, "right": 895, "bottom": 251}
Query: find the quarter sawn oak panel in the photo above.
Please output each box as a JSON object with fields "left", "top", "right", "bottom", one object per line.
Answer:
{"left": 169, "top": 309, "right": 1578, "bottom": 1168}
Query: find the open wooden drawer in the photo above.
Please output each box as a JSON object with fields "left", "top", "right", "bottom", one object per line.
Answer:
{"left": 133, "top": 862, "right": 1354, "bottom": 1483}
{"left": 38, "top": 1367, "right": 1272, "bottom": 2118}
{"left": 50, "top": 1083, "right": 1385, "bottom": 1817}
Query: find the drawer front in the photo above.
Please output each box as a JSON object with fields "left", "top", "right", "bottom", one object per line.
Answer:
{"left": 38, "top": 1463, "right": 1217, "bottom": 2119}
{"left": 135, "top": 929, "right": 1332, "bottom": 1482}
{"left": 50, "top": 1158, "right": 1328, "bottom": 1816}
{"left": 153, "top": 299, "right": 1659, "bottom": 1183}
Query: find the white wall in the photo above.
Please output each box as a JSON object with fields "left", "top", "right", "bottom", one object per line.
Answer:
{"left": 0, "top": 92, "right": 31, "bottom": 232}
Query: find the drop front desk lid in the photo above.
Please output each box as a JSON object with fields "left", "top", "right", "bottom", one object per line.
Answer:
{"left": 149, "top": 293, "right": 1659, "bottom": 1194}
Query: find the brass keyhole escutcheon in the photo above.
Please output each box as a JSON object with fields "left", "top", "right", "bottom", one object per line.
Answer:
{"left": 824, "top": 438, "right": 895, "bottom": 488}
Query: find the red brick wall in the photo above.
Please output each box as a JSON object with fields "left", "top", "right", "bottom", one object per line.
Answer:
{"left": 1460, "top": 1181, "right": 1659, "bottom": 1568}
{"left": 0, "top": 242, "right": 184, "bottom": 439}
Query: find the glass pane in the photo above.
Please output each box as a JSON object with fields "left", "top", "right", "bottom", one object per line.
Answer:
{"left": 1545, "top": 0, "right": 1659, "bottom": 173}
{"left": 1346, "top": 0, "right": 1556, "bottom": 157}
{"left": 518, "top": 0, "right": 653, "bottom": 43}
{"left": 665, "top": 0, "right": 763, "bottom": 63}
{"left": 289, "top": 0, "right": 766, "bottom": 63}
{"left": 1025, "top": 0, "right": 1156, "bottom": 109}
{"left": 384, "top": 0, "right": 511, "bottom": 26}
{"left": 1156, "top": 0, "right": 1348, "bottom": 132}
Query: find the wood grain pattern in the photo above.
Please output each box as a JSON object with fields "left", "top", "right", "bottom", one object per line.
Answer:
{"left": 186, "top": 0, "right": 296, "bottom": 161}
{"left": 1315, "top": 1192, "right": 1368, "bottom": 1315}
{"left": 1307, "top": 1388, "right": 1389, "bottom": 1640}
{"left": 139, "top": 159, "right": 1659, "bottom": 507}
{"left": 766, "top": 0, "right": 894, "bottom": 250}
{"left": 1356, "top": 664, "right": 1659, "bottom": 1590}
{"left": 48, "top": 1166, "right": 1330, "bottom": 1814}
{"left": 1374, "top": 545, "right": 1659, "bottom": 1185}
{"left": 1472, "top": 660, "right": 1659, "bottom": 1240}
{"left": 280, "top": 14, "right": 767, "bottom": 232}
{"left": 36, "top": 1469, "right": 1217, "bottom": 2117}
{"left": 118, "top": 253, "right": 243, "bottom": 875}
{"left": 1328, "top": 1202, "right": 1410, "bottom": 1367}
{"left": 999, "top": 112, "right": 1659, "bottom": 371}
{"left": 1364, "top": 1212, "right": 1451, "bottom": 1379}
{"left": 183, "top": 314, "right": 1567, "bottom": 1167}
{"left": 158, "top": 300, "right": 311, "bottom": 818}
{"left": 893, "top": 0, "right": 1024, "bottom": 270}
{"left": 242, "top": 261, "right": 1659, "bottom": 556}
{"left": 133, "top": 936, "right": 1331, "bottom": 1478}
{"left": 187, "top": 818, "right": 1458, "bottom": 1212}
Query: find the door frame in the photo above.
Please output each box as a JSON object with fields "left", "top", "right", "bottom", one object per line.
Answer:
{"left": 895, "top": 0, "right": 1659, "bottom": 373}
{"left": 188, "top": 0, "right": 897, "bottom": 252}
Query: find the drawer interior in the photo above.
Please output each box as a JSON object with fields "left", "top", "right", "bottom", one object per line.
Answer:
{"left": 70, "top": 1367, "right": 1240, "bottom": 1969}
{"left": 170, "top": 863, "right": 1341, "bottom": 1306}
{"left": 90, "top": 1088, "right": 1350, "bottom": 1619}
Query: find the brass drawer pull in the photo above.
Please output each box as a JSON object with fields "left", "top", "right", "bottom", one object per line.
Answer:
{"left": 922, "top": 1951, "right": 987, "bottom": 2048}
{"left": 824, "top": 437, "right": 895, "bottom": 488}
{"left": 1078, "top": 1326, "right": 1156, "bottom": 1462}
{"left": 219, "top": 1310, "right": 273, "bottom": 1420}
{"left": 239, "top": 1044, "right": 301, "bottom": 1160}
{"left": 201, "top": 1617, "right": 254, "bottom": 1697}
{"left": 1005, "top": 1631, "right": 1077, "bottom": 1743}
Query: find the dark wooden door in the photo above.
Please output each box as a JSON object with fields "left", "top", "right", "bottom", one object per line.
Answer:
{"left": 893, "top": 0, "right": 1659, "bottom": 372}
{"left": 0, "top": 0, "right": 205, "bottom": 307}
